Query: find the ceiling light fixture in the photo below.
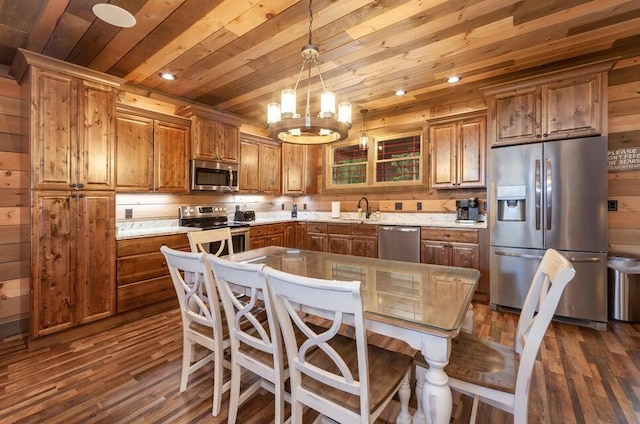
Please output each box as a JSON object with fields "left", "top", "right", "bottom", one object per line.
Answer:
{"left": 266, "top": 0, "right": 351, "bottom": 145}
{"left": 92, "top": 3, "right": 136, "bottom": 28}
{"left": 359, "top": 109, "right": 369, "bottom": 151}
{"left": 395, "top": 89, "right": 407, "bottom": 96}
{"left": 159, "top": 72, "right": 176, "bottom": 81}
{"left": 447, "top": 76, "right": 461, "bottom": 83}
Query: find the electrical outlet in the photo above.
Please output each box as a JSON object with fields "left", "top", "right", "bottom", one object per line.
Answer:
{"left": 416, "top": 202, "right": 422, "bottom": 211}
{"left": 608, "top": 200, "right": 618, "bottom": 211}
{"left": 281, "top": 204, "right": 285, "bottom": 210}
{"left": 303, "top": 203, "right": 307, "bottom": 210}
{"left": 125, "top": 208, "right": 133, "bottom": 219}
{"left": 394, "top": 202, "right": 402, "bottom": 211}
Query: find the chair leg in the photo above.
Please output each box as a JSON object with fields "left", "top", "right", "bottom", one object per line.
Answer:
{"left": 396, "top": 371, "right": 412, "bottom": 424}
{"left": 226, "top": 362, "right": 242, "bottom": 424}
{"left": 413, "top": 365, "right": 427, "bottom": 424}
{"left": 469, "top": 395, "right": 479, "bottom": 424}
{"left": 180, "top": 339, "right": 193, "bottom": 392}
{"left": 274, "top": 377, "right": 285, "bottom": 424}
{"left": 211, "top": 348, "right": 224, "bottom": 416}
{"left": 462, "top": 304, "right": 474, "bottom": 334}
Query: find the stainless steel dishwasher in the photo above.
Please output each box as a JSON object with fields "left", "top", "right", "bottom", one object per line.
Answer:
{"left": 378, "top": 225, "right": 421, "bottom": 262}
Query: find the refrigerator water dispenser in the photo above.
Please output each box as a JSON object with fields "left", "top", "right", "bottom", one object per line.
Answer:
{"left": 496, "top": 185, "right": 526, "bottom": 221}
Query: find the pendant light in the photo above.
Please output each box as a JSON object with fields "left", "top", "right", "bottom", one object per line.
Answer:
{"left": 359, "top": 109, "right": 369, "bottom": 150}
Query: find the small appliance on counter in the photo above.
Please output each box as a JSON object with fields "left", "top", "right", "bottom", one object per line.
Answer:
{"left": 234, "top": 210, "right": 255, "bottom": 222}
{"left": 456, "top": 197, "right": 480, "bottom": 223}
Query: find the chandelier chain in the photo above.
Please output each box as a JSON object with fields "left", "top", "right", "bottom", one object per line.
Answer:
{"left": 308, "top": 0, "right": 313, "bottom": 45}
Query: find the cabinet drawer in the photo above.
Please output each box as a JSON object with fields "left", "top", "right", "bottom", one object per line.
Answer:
{"left": 327, "top": 223, "right": 351, "bottom": 235}
{"left": 307, "top": 222, "right": 327, "bottom": 233}
{"left": 117, "top": 276, "right": 176, "bottom": 313}
{"left": 250, "top": 225, "right": 268, "bottom": 237}
{"left": 352, "top": 225, "right": 378, "bottom": 236}
{"left": 117, "top": 251, "right": 173, "bottom": 285}
{"left": 421, "top": 228, "right": 479, "bottom": 243}
{"left": 268, "top": 223, "right": 285, "bottom": 234}
{"left": 117, "top": 234, "right": 189, "bottom": 256}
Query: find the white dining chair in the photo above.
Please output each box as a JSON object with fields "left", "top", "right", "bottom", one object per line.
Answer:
{"left": 160, "top": 245, "right": 231, "bottom": 416}
{"left": 264, "top": 266, "right": 413, "bottom": 424}
{"left": 207, "top": 254, "right": 288, "bottom": 424}
{"left": 414, "top": 248, "right": 576, "bottom": 424}
{"left": 187, "top": 227, "right": 234, "bottom": 255}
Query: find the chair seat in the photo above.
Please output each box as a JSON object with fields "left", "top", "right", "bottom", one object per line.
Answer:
{"left": 303, "top": 332, "right": 413, "bottom": 414}
{"left": 414, "top": 332, "right": 517, "bottom": 394}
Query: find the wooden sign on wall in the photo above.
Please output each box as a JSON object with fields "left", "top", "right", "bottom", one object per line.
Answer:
{"left": 608, "top": 146, "right": 640, "bottom": 172}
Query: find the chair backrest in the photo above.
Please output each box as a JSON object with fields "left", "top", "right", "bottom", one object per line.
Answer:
{"left": 264, "top": 266, "right": 370, "bottom": 424}
{"left": 160, "top": 245, "right": 224, "bottom": 337}
{"left": 207, "top": 254, "right": 284, "bottom": 373}
{"left": 188, "top": 228, "right": 234, "bottom": 256}
{"left": 513, "top": 248, "right": 575, "bottom": 417}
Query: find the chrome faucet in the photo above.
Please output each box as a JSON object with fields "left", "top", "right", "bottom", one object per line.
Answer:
{"left": 357, "top": 196, "right": 371, "bottom": 219}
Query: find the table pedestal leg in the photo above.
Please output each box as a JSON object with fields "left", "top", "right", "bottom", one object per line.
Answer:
{"left": 420, "top": 337, "right": 452, "bottom": 424}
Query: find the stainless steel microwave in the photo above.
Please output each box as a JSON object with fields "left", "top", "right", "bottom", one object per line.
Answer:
{"left": 190, "top": 159, "right": 239, "bottom": 192}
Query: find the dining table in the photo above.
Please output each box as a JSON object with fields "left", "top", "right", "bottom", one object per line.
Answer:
{"left": 229, "top": 245, "right": 480, "bottom": 424}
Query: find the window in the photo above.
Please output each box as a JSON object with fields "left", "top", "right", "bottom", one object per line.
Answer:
{"left": 325, "top": 130, "right": 424, "bottom": 190}
{"left": 375, "top": 134, "right": 421, "bottom": 183}
{"left": 330, "top": 144, "right": 368, "bottom": 185}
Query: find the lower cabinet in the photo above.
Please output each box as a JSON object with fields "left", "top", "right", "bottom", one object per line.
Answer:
{"left": 116, "top": 234, "right": 188, "bottom": 312}
{"left": 31, "top": 191, "right": 116, "bottom": 337}
{"left": 249, "top": 223, "right": 285, "bottom": 249}
{"left": 307, "top": 222, "right": 328, "bottom": 252}
{"left": 420, "top": 228, "right": 479, "bottom": 268}
{"left": 327, "top": 223, "right": 378, "bottom": 257}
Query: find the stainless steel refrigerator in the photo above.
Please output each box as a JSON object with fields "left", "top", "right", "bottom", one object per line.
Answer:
{"left": 489, "top": 136, "right": 608, "bottom": 328}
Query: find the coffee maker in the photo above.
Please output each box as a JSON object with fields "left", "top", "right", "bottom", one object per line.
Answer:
{"left": 456, "top": 197, "right": 480, "bottom": 222}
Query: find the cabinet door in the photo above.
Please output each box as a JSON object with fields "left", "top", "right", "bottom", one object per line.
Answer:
{"left": 282, "top": 143, "right": 306, "bottom": 194}
{"left": 115, "top": 113, "right": 154, "bottom": 191}
{"left": 31, "top": 67, "right": 77, "bottom": 190}
{"left": 78, "top": 80, "right": 116, "bottom": 190}
{"left": 260, "top": 143, "right": 281, "bottom": 194}
{"left": 295, "top": 222, "right": 307, "bottom": 249}
{"left": 307, "top": 233, "right": 327, "bottom": 252}
{"left": 458, "top": 117, "right": 486, "bottom": 187}
{"left": 352, "top": 235, "right": 377, "bottom": 258}
{"left": 219, "top": 123, "right": 239, "bottom": 162}
{"left": 192, "top": 116, "right": 218, "bottom": 160}
{"left": 76, "top": 191, "right": 115, "bottom": 323}
{"left": 492, "top": 86, "right": 540, "bottom": 146}
{"left": 283, "top": 222, "right": 296, "bottom": 248}
{"left": 328, "top": 234, "right": 351, "bottom": 255}
{"left": 32, "top": 191, "right": 75, "bottom": 337}
{"left": 154, "top": 120, "right": 190, "bottom": 192}
{"left": 249, "top": 236, "right": 268, "bottom": 250}
{"left": 430, "top": 122, "right": 457, "bottom": 188}
{"left": 450, "top": 242, "right": 479, "bottom": 269}
{"left": 239, "top": 140, "right": 260, "bottom": 192}
{"left": 541, "top": 73, "right": 602, "bottom": 140}
{"left": 420, "top": 240, "right": 448, "bottom": 265}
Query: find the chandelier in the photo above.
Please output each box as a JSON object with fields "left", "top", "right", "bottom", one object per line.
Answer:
{"left": 266, "top": 0, "right": 352, "bottom": 144}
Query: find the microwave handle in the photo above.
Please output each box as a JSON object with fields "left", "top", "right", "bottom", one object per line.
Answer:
{"left": 228, "top": 168, "right": 234, "bottom": 188}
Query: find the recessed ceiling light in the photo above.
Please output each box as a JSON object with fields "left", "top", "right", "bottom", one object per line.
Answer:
{"left": 92, "top": 3, "right": 136, "bottom": 28}
{"left": 447, "top": 76, "right": 461, "bottom": 83}
{"left": 159, "top": 72, "right": 177, "bottom": 81}
{"left": 395, "top": 90, "right": 406, "bottom": 96}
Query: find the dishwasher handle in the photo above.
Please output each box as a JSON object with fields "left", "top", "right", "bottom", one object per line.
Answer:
{"left": 380, "top": 226, "right": 419, "bottom": 232}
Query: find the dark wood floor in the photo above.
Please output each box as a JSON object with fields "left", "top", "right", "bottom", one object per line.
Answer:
{"left": 1, "top": 304, "right": 638, "bottom": 423}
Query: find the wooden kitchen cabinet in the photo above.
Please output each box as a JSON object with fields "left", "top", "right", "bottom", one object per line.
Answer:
{"left": 307, "top": 222, "right": 328, "bottom": 252}
{"left": 31, "top": 191, "right": 116, "bottom": 337}
{"left": 328, "top": 223, "right": 352, "bottom": 255}
{"left": 282, "top": 144, "right": 318, "bottom": 195}
{"left": 429, "top": 115, "right": 485, "bottom": 188}
{"left": 116, "top": 233, "right": 188, "bottom": 313}
{"left": 178, "top": 106, "right": 241, "bottom": 163}
{"left": 30, "top": 66, "right": 118, "bottom": 191}
{"left": 295, "top": 222, "right": 307, "bottom": 249}
{"left": 351, "top": 225, "right": 378, "bottom": 258}
{"left": 115, "top": 109, "right": 190, "bottom": 193}
{"left": 249, "top": 223, "right": 285, "bottom": 249}
{"left": 283, "top": 222, "right": 296, "bottom": 248}
{"left": 239, "top": 135, "right": 281, "bottom": 194}
{"left": 420, "top": 228, "right": 479, "bottom": 269}
{"left": 484, "top": 61, "right": 613, "bottom": 147}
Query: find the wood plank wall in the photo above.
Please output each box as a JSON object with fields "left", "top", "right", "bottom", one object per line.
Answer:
{"left": 607, "top": 56, "right": 640, "bottom": 258}
{"left": 0, "top": 74, "right": 29, "bottom": 337}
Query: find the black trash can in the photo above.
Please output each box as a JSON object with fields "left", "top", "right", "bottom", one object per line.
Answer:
{"left": 608, "top": 256, "right": 640, "bottom": 322}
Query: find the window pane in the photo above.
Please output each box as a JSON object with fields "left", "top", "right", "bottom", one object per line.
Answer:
{"left": 376, "top": 134, "right": 421, "bottom": 182}
{"left": 376, "top": 159, "right": 420, "bottom": 181}
{"left": 331, "top": 144, "right": 367, "bottom": 185}
{"left": 335, "top": 145, "right": 367, "bottom": 164}
{"left": 377, "top": 136, "right": 420, "bottom": 161}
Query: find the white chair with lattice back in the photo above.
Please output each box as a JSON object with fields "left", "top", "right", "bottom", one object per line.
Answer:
{"left": 160, "top": 245, "right": 231, "bottom": 416}
{"left": 187, "top": 227, "right": 234, "bottom": 255}
{"left": 208, "top": 254, "right": 289, "bottom": 424}
{"left": 413, "top": 248, "right": 576, "bottom": 424}
{"left": 264, "top": 266, "right": 414, "bottom": 424}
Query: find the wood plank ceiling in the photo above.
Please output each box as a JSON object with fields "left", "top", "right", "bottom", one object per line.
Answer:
{"left": 1, "top": 0, "right": 640, "bottom": 126}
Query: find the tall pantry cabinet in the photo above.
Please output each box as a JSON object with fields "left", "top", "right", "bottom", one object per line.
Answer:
{"left": 12, "top": 49, "right": 124, "bottom": 338}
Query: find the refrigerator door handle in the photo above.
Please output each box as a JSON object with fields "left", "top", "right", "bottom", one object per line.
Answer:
{"left": 546, "top": 157, "right": 552, "bottom": 231}
{"left": 494, "top": 250, "right": 544, "bottom": 260}
{"left": 565, "top": 256, "right": 603, "bottom": 263}
{"left": 535, "top": 159, "right": 541, "bottom": 230}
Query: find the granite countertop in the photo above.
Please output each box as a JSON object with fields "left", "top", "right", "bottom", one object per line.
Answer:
{"left": 116, "top": 212, "right": 486, "bottom": 240}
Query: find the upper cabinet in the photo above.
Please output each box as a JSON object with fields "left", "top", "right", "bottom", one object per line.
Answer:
{"left": 429, "top": 115, "right": 486, "bottom": 189}
{"left": 21, "top": 59, "right": 121, "bottom": 191}
{"left": 178, "top": 106, "right": 242, "bottom": 163}
{"left": 115, "top": 108, "right": 190, "bottom": 193}
{"left": 239, "top": 135, "right": 281, "bottom": 194}
{"left": 484, "top": 61, "right": 614, "bottom": 147}
{"left": 282, "top": 143, "right": 318, "bottom": 195}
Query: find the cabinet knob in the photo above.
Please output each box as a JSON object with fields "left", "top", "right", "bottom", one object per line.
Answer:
{"left": 162, "top": 242, "right": 167, "bottom": 246}
{"left": 542, "top": 133, "right": 547, "bottom": 137}
{"left": 71, "top": 193, "right": 77, "bottom": 199}
{"left": 78, "top": 183, "right": 85, "bottom": 189}
{"left": 162, "top": 262, "right": 167, "bottom": 267}
{"left": 70, "top": 183, "right": 77, "bottom": 188}
{"left": 78, "top": 194, "right": 85, "bottom": 198}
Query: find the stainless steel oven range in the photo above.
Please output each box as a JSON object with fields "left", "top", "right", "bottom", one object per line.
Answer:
{"left": 179, "top": 205, "right": 250, "bottom": 253}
